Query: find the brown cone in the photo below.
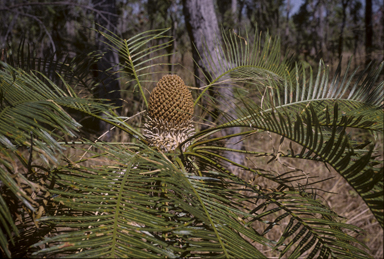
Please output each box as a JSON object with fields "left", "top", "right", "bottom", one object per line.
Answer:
{"left": 148, "top": 75, "right": 194, "bottom": 124}
{"left": 144, "top": 75, "right": 195, "bottom": 152}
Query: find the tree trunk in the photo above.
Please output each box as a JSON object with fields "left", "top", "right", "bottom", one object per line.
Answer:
{"left": 183, "top": 0, "right": 244, "bottom": 176}
{"left": 338, "top": 0, "right": 350, "bottom": 59}
{"left": 382, "top": 0, "right": 384, "bottom": 62}
{"left": 318, "top": 0, "right": 327, "bottom": 61}
{"left": 350, "top": 0, "right": 362, "bottom": 69}
{"left": 169, "top": 2, "right": 177, "bottom": 73}
{"left": 231, "top": 0, "right": 238, "bottom": 25}
{"left": 284, "top": 0, "right": 290, "bottom": 55}
{"left": 365, "top": 0, "right": 373, "bottom": 64}
{"left": 92, "top": 0, "right": 122, "bottom": 139}
{"left": 238, "top": 0, "right": 245, "bottom": 24}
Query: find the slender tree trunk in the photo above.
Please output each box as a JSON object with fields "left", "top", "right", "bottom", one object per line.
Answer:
{"left": 338, "top": 0, "right": 350, "bottom": 59}
{"left": 327, "top": 6, "right": 334, "bottom": 68}
{"left": 310, "top": 0, "right": 317, "bottom": 57}
{"left": 365, "top": 0, "right": 373, "bottom": 64}
{"left": 238, "top": 0, "right": 245, "bottom": 24}
{"left": 284, "top": 0, "right": 290, "bottom": 55}
{"left": 183, "top": 0, "right": 244, "bottom": 176}
{"left": 232, "top": 0, "right": 238, "bottom": 26}
{"left": 169, "top": 2, "right": 177, "bottom": 73}
{"left": 93, "top": 0, "right": 122, "bottom": 139}
{"left": 351, "top": 0, "right": 361, "bottom": 69}
{"left": 382, "top": 0, "right": 384, "bottom": 62}
{"left": 318, "top": 0, "right": 326, "bottom": 61}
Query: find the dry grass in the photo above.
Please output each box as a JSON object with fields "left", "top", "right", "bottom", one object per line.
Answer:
{"left": 242, "top": 130, "right": 383, "bottom": 258}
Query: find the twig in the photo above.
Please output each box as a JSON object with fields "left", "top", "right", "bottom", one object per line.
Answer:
{"left": 346, "top": 208, "right": 370, "bottom": 225}
{"left": 79, "top": 110, "right": 146, "bottom": 160}
{"left": 28, "top": 132, "right": 34, "bottom": 174}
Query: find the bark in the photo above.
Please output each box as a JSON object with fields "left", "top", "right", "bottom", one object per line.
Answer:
{"left": 365, "top": 0, "right": 373, "bottom": 64}
{"left": 183, "top": 0, "right": 244, "bottom": 176}
{"left": 92, "top": 0, "right": 122, "bottom": 139}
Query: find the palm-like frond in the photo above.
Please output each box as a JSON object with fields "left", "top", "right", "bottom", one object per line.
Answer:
{"left": 96, "top": 26, "right": 174, "bottom": 108}
{"left": 0, "top": 62, "right": 112, "bottom": 161}
{"left": 0, "top": 61, "right": 128, "bottom": 257}
{"left": 188, "top": 99, "right": 383, "bottom": 229}
{"left": 195, "top": 29, "right": 382, "bottom": 131}
{"left": 31, "top": 142, "right": 372, "bottom": 258}
{"left": 268, "top": 60, "right": 384, "bottom": 133}
{"left": 186, "top": 30, "right": 383, "bottom": 230}
{"left": 194, "top": 29, "right": 295, "bottom": 104}
{"left": 31, "top": 142, "right": 269, "bottom": 258}
{"left": 4, "top": 39, "right": 104, "bottom": 96}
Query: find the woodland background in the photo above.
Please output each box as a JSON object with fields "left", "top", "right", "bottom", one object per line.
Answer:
{"left": 1, "top": 0, "right": 383, "bottom": 128}
{"left": 0, "top": 0, "right": 383, "bottom": 258}
{"left": 1, "top": 0, "right": 383, "bottom": 106}
{"left": 1, "top": 0, "right": 383, "bottom": 66}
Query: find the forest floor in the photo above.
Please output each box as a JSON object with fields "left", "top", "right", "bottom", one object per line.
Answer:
{"left": 243, "top": 130, "right": 383, "bottom": 258}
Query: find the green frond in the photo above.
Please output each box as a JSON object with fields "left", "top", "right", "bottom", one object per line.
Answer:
{"left": 31, "top": 142, "right": 271, "bottom": 258}
{"left": 0, "top": 61, "right": 141, "bottom": 257}
{"left": 190, "top": 102, "right": 383, "bottom": 229}
{"left": 263, "top": 59, "right": 384, "bottom": 131}
{"left": 194, "top": 29, "right": 295, "bottom": 105}
{"left": 96, "top": 26, "right": 174, "bottom": 108}
{"left": 3, "top": 39, "right": 104, "bottom": 97}
{"left": 30, "top": 141, "right": 372, "bottom": 258}
{"left": 192, "top": 159, "right": 372, "bottom": 258}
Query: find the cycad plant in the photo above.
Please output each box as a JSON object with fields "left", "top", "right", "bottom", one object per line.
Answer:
{"left": 0, "top": 27, "right": 383, "bottom": 258}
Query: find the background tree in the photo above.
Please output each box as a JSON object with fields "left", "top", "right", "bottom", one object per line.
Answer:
{"left": 183, "top": 0, "right": 245, "bottom": 175}
{"left": 365, "top": 0, "right": 373, "bottom": 64}
{"left": 92, "top": 0, "right": 122, "bottom": 139}
{"left": 338, "top": 0, "right": 351, "bottom": 58}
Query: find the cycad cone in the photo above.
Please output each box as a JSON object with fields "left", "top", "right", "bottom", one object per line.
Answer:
{"left": 143, "top": 75, "right": 195, "bottom": 152}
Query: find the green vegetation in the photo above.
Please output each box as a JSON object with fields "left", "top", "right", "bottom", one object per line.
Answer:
{"left": 0, "top": 26, "right": 383, "bottom": 258}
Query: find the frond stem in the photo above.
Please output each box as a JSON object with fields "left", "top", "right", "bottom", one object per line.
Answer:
{"left": 123, "top": 39, "right": 148, "bottom": 108}
{"left": 175, "top": 156, "right": 230, "bottom": 258}
{"left": 194, "top": 65, "right": 283, "bottom": 106}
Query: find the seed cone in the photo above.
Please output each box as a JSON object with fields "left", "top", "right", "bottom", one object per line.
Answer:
{"left": 144, "top": 75, "right": 195, "bottom": 151}
{"left": 148, "top": 74, "right": 194, "bottom": 123}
